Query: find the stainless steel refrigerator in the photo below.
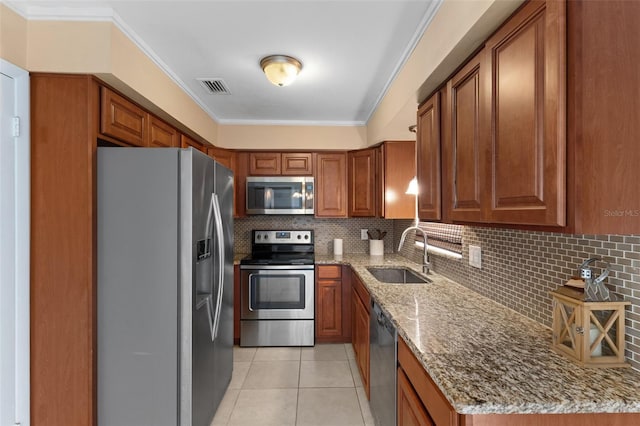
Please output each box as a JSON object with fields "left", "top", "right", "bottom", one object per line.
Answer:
{"left": 97, "top": 147, "right": 234, "bottom": 426}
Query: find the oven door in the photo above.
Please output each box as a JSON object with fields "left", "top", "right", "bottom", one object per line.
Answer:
{"left": 240, "top": 265, "right": 314, "bottom": 320}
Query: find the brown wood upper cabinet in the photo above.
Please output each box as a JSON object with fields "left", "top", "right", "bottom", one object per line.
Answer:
{"left": 248, "top": 152, "right": 281, "bottom": 175}
{"left": 440, "top": 0, "right": 566, "bottom": 227}
{"left": 234, "top": 152, "right": 248, "bottom": 218}
{"left": 566, "top": 0, "right": 640, "bottom": 235}
{"left": 181, "top": 134, "right": 208, "bottom": 153}
{"left": 382, "top": 141, "right": 417, "bottom": 219}
{"left": 248, "top": 152, "right": 313, "bottom": 175}
{"left": 148, "top": 115, "right": 179, "bottom": 148}
{"left": 282, "top": 152, "right": 313, "bottom": 175}
{"left": 417, "top": 93, "right": 442, "bottom": 221}
{"left": 208, "top": 146, "right": 236, "bottom": 170}
{"left": 100, "top": 86, "right": 147, "bottom": 147}
{"left": 348, "top": 142, "right": 416, "bottom": 218}
{"left": 444, "top": 52, "right": 485, "bottom": 223}
{"left": 483, "top": 0, "right": 566, "bottom": 226}
{"left": 348, "top": 148, "right": 377, "bottom": 217}
{"left": 315, "top": 152, "right": 348, "bottom": 217}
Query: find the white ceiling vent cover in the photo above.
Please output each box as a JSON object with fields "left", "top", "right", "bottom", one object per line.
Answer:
{"left": 197, "top": 78, "right": 231, "bottom": 95}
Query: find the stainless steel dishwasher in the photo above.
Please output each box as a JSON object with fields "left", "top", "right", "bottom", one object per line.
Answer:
{"left": 369, "top": 300, "right": 397, "bottom": 426}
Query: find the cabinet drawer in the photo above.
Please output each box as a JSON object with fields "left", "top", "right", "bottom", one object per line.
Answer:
{"left": 100, "top": 87, "right": 147, "bottom": 147}
{"left": 398, "top": 337, "right": 457, "bottom": 426}
{"left": 317, "top": 265, "right": 342, "bottom": 279}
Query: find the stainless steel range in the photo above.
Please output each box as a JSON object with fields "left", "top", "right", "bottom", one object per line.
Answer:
{"left": 240, "top": 230, "right": 315, "bottom": 346}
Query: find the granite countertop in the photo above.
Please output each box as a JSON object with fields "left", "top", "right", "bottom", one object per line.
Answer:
{"left": 315, "top": 253, "right": 640, "bottom": 415}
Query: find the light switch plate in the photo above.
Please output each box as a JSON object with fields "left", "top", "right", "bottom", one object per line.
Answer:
{"left": 361, "top": 229, "right": 369, "bottom": 240}
{"left": 469, "top": 245, "right": 482, "bottom": 269}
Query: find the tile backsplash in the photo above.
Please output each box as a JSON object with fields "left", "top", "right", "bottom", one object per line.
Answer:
{"left": 234, "top": 216, "right": 395, "bottom": 255}
{"left": 395, "top": 220, "right": 640, "bottom": 372}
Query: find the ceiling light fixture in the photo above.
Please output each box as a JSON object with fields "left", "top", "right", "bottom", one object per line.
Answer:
{"left": 260, "top": 55, "right": 303, "bottom": 87}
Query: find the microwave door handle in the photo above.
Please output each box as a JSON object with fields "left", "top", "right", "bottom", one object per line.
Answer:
{"left": 211, "top": 193, "right": 225, "bottom": 341}
{"left": 266, "top": 187, "right": 273, "bottom": 209}
{"left": 303, "top": 182, "right": 309, "bottom": 211}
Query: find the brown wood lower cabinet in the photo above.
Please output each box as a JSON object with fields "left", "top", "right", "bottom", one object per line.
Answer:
{"left": 351, "top": 270, "right": 370, "bottom": 398}
{"left": 398, "top": 337, "right": 457, "bottom": 426}
{"left": 315, "top": 265, "right": 351, "bottom": 343}
{"left": 398, "top": 367, "right": 434, "bottom": 426}
{"left": 398, "top": 337, "right": 640, "bottom": 426}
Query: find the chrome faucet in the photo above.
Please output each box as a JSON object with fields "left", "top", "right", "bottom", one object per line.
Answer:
{"left": 398, "top": 225, "right": 430, "bottom": 274}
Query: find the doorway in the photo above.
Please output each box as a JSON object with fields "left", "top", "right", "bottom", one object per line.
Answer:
{"left": 0, "top": 58, "right": 30, "bottom": 426}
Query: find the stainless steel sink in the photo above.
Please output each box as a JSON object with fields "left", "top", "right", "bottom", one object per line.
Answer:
{"left": 366, "top": 267, "right": 431, "bottom": 284}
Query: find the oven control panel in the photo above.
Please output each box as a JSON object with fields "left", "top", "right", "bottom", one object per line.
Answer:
{"left": 253, "top": 230, "right": 313, "bottom": 244}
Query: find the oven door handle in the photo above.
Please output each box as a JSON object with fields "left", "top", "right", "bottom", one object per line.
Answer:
{"left": 247, "top": 273, "right": 257, "bottom": 312}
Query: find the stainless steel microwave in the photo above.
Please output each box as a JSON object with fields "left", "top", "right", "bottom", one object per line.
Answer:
{"left": 246, "top": 176, "right": 314, "bottom": 215}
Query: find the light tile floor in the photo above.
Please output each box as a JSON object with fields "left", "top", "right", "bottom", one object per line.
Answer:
{"left": 211, "top": 343, "right": 375, "bottom": 426}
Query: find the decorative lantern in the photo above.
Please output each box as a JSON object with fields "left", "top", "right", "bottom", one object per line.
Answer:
{"left": 550, "top": 286, "right": 629, "bottom": 368}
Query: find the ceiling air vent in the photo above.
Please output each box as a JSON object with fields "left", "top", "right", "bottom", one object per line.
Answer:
{"left": 197, "top": 78, "right": 231, "bottom": 95}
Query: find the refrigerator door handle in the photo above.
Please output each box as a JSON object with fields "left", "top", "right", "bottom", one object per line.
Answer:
{"left": 196, "top": 193, "right": 217, "bottom": 342}
{"left": 211, "top": 193, "right": 225, "bottom": 341}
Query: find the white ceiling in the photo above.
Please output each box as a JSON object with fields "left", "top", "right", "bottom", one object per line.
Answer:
{"left": 7, "top": 0, "right": 441, "bottom": 126}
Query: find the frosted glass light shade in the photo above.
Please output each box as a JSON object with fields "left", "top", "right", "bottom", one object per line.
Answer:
{"left": 260, "top": 55, "right": 302, "bottom": 87}
{"left": 405, "top": 177, "right": 419, "bottom": 195}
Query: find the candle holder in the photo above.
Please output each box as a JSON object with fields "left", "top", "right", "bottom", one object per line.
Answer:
{"left": 550, "top": 286, "right": 629, "bottom": 368}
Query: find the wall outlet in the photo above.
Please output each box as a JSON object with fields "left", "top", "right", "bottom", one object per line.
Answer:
{"left": 361, "top": 229, "right": 369, "bottom": 240}
{"left": 469, "top": 245, "right": 482, "bottom": 269}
